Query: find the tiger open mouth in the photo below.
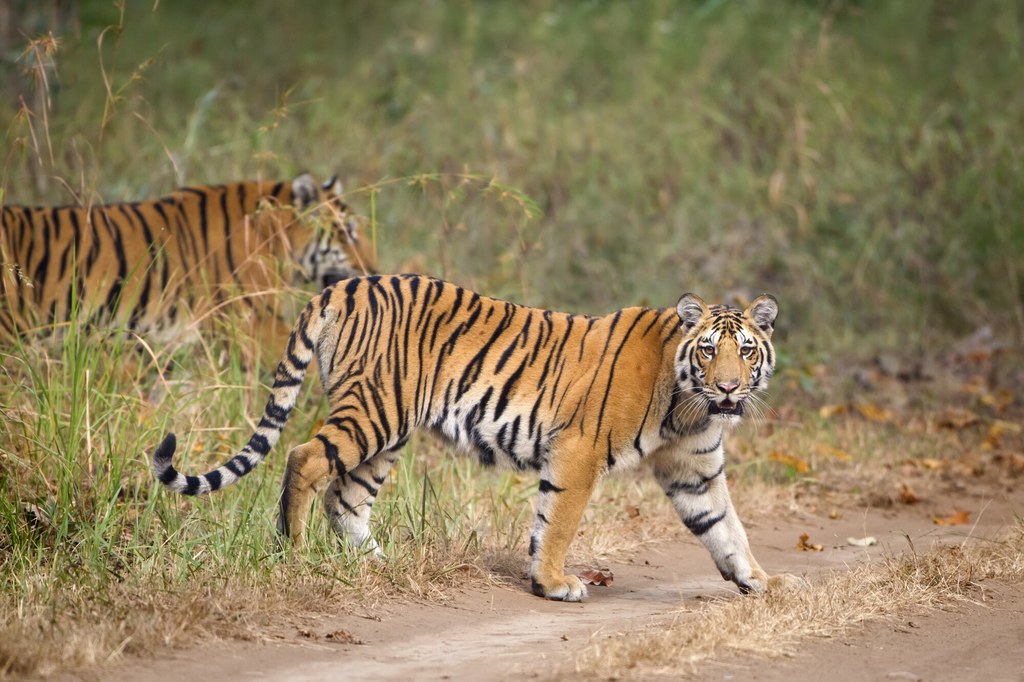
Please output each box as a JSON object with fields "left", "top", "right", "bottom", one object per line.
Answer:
{"left": 708, "top": 399, "right": 745, "bottom": 417}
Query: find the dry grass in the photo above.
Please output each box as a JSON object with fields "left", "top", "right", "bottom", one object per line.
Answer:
{"left": 0, "top": 533, "right": 498, "bottom": 677}
{"left": 572, "top": 523, "right": 1024, "bottom": 679}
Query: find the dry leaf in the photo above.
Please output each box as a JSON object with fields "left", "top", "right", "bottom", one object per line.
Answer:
{"left": 919, "top": 458, "right": 945, "bottom": 471}
{"left": 980, "top": 388, "right": 1014, "bottom": 413}
{"left": 1009, "top": 453, "right": 1024, "bottom": 475}
{"left": 815, "top": 444, "right": 852, "bottom": 461}
{"left": 768, "top": 450, "right": 811, "bottom": 474}
{"left": 828, "top": 508, "right": 843, "bottom": 520}
{"left": 796, "top": 533, "right": 824, "bottom": 552}
{"left": 933, "top": 509, "right": 971, "bottom": 526}
{"left": 579, "top": 568, "right": 614, "bottom": 587}
{"left": 819, "top": 404, "right": 847, "bottom": 419}
{"left": 625, "top": 504, "right": 641, "bottom": 519}
{"left": 936, "top": 407, "right": 982, "bottom": 430}
{"left": 855, "top": 402, "right": 897, "bottom": 424}
{"left": 846, "top": 536, "right": 877, "bottom": 547}
{"left": 325, "top": 629, "right": 363, "bottom": 645}
{"left": 898, "top": 483, "right": 919, "bottom": 505}
{"left": 982, "top": 420, "right": 1022, "bottom": 450}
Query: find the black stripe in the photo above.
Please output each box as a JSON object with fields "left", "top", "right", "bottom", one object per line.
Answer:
{"left": 694, "top": 434, "right": 723, "bottom": 455}
{"left": 249, "top": 433, "right": 271, "bottom": 455}
{"left": 205, "top": 470, "right": 223, "bottom": 490}
{"left": 593, "top": 311, "right": 645, "bottom": 442}
{"left": 348, "top": 472, "right": 376, "bottom": 495}
{"left": 316, "top": 433, "right": 345, "bottom": 475}
{"left": 538, "top": 479, "right": 564, "bottom": 494}
{"left": 683, "top": 510, "right": 726, "bottom": 536}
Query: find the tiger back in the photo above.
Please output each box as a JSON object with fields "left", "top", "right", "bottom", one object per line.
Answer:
{"left": 0, "top": 173, "right": 376, "bottom": 346}
{"left": 152, "top": 274, "right": 802, "bottom": 602}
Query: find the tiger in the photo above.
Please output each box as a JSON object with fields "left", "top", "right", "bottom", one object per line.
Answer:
{"left": 0, "top": 173, "right": 377, "bottom": 347}
{"left": 152, "top": 274, "right": 799, "bottom": 601}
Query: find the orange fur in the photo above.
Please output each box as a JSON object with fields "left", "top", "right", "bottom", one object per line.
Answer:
{"left": 0, "top": 174, "right": 376, "bottom": 346}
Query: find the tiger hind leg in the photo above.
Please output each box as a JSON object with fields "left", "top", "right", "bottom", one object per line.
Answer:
{"left": 277, "top": 424, "right": 367, "bottom": 548}
{"left": 322, "top": 451, "right": 399, "bottom": 557}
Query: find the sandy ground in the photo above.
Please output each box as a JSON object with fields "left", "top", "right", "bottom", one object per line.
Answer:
{"left": 57, "top": 486, "right": 1024, "bottom": 682}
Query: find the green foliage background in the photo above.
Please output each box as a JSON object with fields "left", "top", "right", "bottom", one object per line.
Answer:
{"left": 4, "top": 0, "right": 1021, "bottom": 354}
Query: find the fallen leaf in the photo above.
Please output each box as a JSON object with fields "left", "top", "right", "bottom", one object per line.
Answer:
{"left": 933, "top": 509, "right": 971, "bottom": 526}
{"left": 625, "top": 504, "right": 641, "bottom": 519}
{"left": 898, "top": 483, "right": 919, "bottom": 505}
{"left": 980, "top": 388, "right": 1014, "bottom": 413}
{"left": 855, "top": 402, "right": 897, "bottom": 424}
{"left": 815, "top": 444, "right": 852, "bottom": 461}
{"left": 828, "top": 508, "right": 843, "bottom": 520}
{"left": 1009, "top": 453, "right": 1024, "bottom": 475}
{"left": 919, "top": 458, "right": 945, "bottom": 471}
{"left": 579, "top": 568, "right": 614, "bottom": 586}
{"left": 325, "top": 629, "right": 363, "bottom": 645}
{"left": 847, "top": 536, "right": 877, "bottom": 547}
{"left": 982, "top": 420, "right": 1022, "bottom": 450}
{"left": 819, "top": 404, "right": 847, "bottom": 419}
{"left": 936, "top": 407, "right": 982, "bottom": 430}
{"left": 768, "top": 450, "right": 811, "bottom": 474}
{"left": 796, "top": 533, "right": 824, "bottom": 552}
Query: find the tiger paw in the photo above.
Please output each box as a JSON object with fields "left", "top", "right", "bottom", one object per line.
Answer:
{"left": 531, "top": 573, "right": 588, "bottom": 602}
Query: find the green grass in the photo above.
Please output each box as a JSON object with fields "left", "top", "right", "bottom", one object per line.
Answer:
{"left": 3, "top": 1, "right": 1021, "bottom": 347}
{"left": 1, "top": 0, "right": 1023, "bottom": 676}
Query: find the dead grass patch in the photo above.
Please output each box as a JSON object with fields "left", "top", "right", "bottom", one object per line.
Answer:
{"left": 0, "top": 539, "right": 499, "bottom": 679}
{"left": 572, "top": 522, "right": 1024, "bottom": 679}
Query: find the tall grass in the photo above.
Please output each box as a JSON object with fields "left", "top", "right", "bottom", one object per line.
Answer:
{"left": 3, "top": 1, "right": 1021, "bottom": 346}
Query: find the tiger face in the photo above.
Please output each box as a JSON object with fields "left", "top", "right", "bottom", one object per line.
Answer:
{"left": 289, "top": 174, "right": 377, "bottom": 289}
{"left": 675, "top": 293, "right": 778, "bottom": 423}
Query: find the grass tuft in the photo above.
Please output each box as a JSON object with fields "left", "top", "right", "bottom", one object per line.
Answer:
{"left": 573, "top": 523, "right": 1024, "bottom": 678}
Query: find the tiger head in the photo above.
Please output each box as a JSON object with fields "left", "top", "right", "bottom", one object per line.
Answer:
{"left": 289, "top": 173, "right": 378, "bottom": 289}
{"left": 674, "top": 293, "right": 779, "bottom": 424}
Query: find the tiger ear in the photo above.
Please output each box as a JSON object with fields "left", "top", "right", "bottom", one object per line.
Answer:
{"left": 676, "top": 293, "right": 708, "bottom": 332}
{"left": 745, "top": 294, "right": 778, "bottom": 338}
{"left": 322, "top": 174, "right": 344, "bottom": 195}
{"left": 292, "top": 172, "right": 319, "bottom": 210}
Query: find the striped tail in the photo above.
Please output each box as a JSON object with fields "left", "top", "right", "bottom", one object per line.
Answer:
{"left": 151, "top": 294, "right": 328, "bottom": 496}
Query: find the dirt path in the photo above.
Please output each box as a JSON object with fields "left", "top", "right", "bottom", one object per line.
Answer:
{"left": 69, "top": 488, "right": 1023, "bottom": 682}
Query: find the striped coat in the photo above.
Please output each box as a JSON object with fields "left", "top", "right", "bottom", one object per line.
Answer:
{"left": 154, "top": 274, "right": 793, "bottom": 601}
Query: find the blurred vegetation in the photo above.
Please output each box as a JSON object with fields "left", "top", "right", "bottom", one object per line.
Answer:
{"left": 1, "top": 0, "right": 1020, "bottom": 355}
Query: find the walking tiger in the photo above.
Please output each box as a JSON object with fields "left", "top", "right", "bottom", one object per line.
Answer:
{"left": 153, "top": 274, "right": 800, "bottom": 600}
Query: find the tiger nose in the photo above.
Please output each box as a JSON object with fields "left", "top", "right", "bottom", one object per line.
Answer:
{"left": 717, "top": 380, "right": 740, "bottom": 394}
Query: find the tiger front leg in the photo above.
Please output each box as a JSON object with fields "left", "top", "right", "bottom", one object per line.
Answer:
{"left": 652, "top": 448, "right": 772, "bottom": 593}
{"left": 528, "top": 451, "right": 602, "bottom": 602}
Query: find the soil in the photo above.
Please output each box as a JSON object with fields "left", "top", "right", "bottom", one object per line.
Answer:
{"left": 56, "top": 485, "right": 1024, "bottom": 682}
